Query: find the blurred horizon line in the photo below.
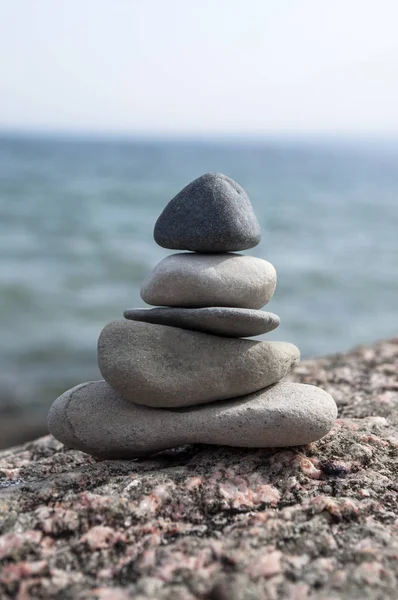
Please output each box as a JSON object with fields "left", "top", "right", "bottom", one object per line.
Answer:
{"left": 1, "top": 127, "right": 398, "bottom": 148}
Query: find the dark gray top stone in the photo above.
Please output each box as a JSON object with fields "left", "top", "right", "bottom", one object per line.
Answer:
{"left": 154, "top": 172, "right": 262, "bottom": 252}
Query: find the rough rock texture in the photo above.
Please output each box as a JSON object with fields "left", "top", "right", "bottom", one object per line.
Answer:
{"left": 1, "top": 337, "right": 398, "bottom": 600}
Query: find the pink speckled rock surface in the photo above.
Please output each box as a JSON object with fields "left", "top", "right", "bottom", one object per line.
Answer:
{"left": 1, "top": 338, "right": 398, "bottom": 600}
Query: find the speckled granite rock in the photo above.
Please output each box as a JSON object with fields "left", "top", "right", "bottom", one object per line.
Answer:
{"left": 1, "top": 337, "right": 398, "bottom": 600}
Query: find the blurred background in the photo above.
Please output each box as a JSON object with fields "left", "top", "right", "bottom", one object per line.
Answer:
{"left": 1, "top": 0, "right": 398, "bottom": 448}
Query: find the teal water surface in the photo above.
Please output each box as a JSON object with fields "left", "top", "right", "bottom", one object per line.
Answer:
{"left": 1, "top": 135, "right": 397, "bottom": 414}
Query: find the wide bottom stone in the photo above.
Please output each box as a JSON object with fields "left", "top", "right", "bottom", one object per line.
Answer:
{"left": 48, "top": 380, "right": 337, "bottom": 459}
{"left": 123, "top": 307, "right": 280, "bottom": 338}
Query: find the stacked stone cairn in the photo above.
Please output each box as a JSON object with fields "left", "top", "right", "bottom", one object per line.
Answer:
{"left": 48, "top": 173, "right": 337, "bottom": 459}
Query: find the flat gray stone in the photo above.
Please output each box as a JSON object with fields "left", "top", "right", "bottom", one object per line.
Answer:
{"left": 48, "top": 380, "right": 337, "bottom": 459}
{"left": 140, "top": 253, "right": 276, "bottom": 309}
{"left": 97, "top": 320, "right": 299, "bottom": 407}
{"left": 154, "top": 173, "right": 261, "bottom": 253}
{"left": 123, "top": 307, "right": 280, "bottom": 338}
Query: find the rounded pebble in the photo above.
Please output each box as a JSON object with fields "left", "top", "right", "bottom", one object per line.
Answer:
{"left": 97, "top": 320, "right": 299, "bottom": 407}
{"left": 140, "top": 253, "right": 276, "bottom": 309}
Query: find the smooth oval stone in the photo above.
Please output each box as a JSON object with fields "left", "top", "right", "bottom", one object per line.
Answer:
{"left": 97, "top": 320, "right": 299, "bottom": 407}
{"left": 123, "top": 307, "right": 280, "bottom": 338}
{"left": 154, "top": 173, "right": 261, "bottom": 253}
{"left": 48, "top": 381, "right": 337, "bottom": 459}
{"left": 140, "top": 253, "right": 276, "bottom": 309}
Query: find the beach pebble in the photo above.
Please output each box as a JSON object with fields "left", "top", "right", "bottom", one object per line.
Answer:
{"left": 154, "top": 172, "right": 261, "bottom": 253}
{"left": 97, "top": 320, "right": 299, "bottom": 407}
{"left": 140, "top": 253, "right": 276, "bottom": 309}
{"left": 48, "top": 381, "right": 337, "bottom": 459}
{"left": 123, "top": 307, "right": 280, "bottom": 338}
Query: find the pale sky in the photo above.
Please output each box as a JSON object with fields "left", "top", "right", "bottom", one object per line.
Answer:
{"left": 1, "top": 0, "right": 398, "bottom": 137}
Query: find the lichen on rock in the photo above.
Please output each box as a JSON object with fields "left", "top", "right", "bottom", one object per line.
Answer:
{"left": 1, "top": 338, "right": 398, "bottom": 599}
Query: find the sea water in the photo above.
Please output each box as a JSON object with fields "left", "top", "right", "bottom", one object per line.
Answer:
{"left": 1, "top": 134, "right": 397, "bottom": 413}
